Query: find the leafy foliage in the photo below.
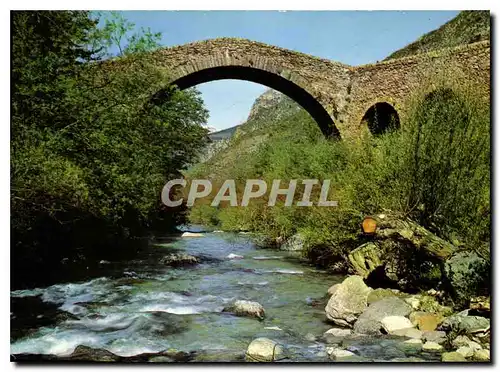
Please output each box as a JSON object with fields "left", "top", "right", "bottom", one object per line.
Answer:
{"left": 11, "top": 11, "right": 209, "bottom": 287}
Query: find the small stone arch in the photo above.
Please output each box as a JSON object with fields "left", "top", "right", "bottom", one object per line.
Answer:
{"left": 361, "top": 102, "right": 401, "bottom": 135}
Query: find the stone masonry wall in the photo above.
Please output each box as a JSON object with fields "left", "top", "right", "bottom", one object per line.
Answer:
{"left": 147, "top": 38, "right": 490, "bottom": 139}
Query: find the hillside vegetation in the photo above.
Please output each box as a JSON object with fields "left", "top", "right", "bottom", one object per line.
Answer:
{"left": 187, "top": 11, "right": 491, "bottom": 303}
{"left": 386, "top": 10, "right": 490, "bottom": 60}
{"left": 11, "top": 11, "right": 209, "bottom": 288}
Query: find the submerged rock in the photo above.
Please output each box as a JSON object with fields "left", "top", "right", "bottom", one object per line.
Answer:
{"left": 223, "top": 300, "right": 265, "bottom": 320}
{"left": 353, "top": 297, "right": 412, "bottom": 335}
{"left": 245, "top": 338, "right": 285, "bottom": 362}
{"left": 325, "top": 275, "right": 372, "bottom": 327}
{"left": 159, "top": 253, "right": 199, "bottom": 267}
{"left": 226, "top": 253, "right": 244, "bottom": 260}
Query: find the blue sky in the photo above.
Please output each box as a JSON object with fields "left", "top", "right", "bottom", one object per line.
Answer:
{"left": 114, "top": 10, "right": 459, "bottom": 131}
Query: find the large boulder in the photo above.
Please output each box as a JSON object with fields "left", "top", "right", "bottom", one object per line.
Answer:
{"left": 325, "top": 276, "right": 372, "bottom": 327}
{"left": 245, "top": 338, "right": 285, "bottom": 362}
{"left": 353, "top": 297, "right": 412, "bottom": 335}
{"left": 223, "top": 300, "right": 265, "bottom": 320}
{"left": 444, "top": 251, "right": 490, "bottom": 307}
{"left": 348, "top": 242, "right": 383, "bottom": 278}
{"left": 439, "top": 310, "right": 490, "bottom": 334}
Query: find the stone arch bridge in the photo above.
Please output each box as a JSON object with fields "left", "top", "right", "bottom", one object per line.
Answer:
{"left": 148, "top": 38, "right": 490, "bottom": 139}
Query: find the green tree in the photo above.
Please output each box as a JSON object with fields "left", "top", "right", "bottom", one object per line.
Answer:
{"left": 11, "top": 11, "right": 209, "bottom": 288}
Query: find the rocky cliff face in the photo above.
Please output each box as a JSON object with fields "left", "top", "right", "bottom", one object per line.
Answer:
{"left": 199, "top": 89, "right": 301, "bottom": 163}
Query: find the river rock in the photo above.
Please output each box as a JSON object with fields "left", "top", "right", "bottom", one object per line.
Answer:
{"left": 404, "top": 328, "right": 423, "bottom": 339}
{"left": 245, "top": 338, "right": 285, "bottom": 362}
{"left": 367, "top": 288, "right": 398, "bottom": 305}
{"left": 456, "top": 346, "right": 474, "bottom": 358}
{"left": 327, "top": 283, "right": 340, "bottom": 296}
{"left": 326, "top": 347, "right": 356, "bottom": 361}
{"left": 422, "top": 330, "right": 447, "bottom": 344}
{"left": 404, "top": 296, "right": 420, "bottom": 310}
{"left": 444, "top": 251, "right": 489, "bottom": 307}
{"left": 452, "top": 335, "right": 471, "bottom": 348}
{"left": 399, "top": 338, "right": 423, "bottom": 352}
{"left": 409, "top": 311, "right": 443, "bottom": 331}
{"left": 353, "top": 297, "right": 412, "bottom": 335}
{"left": 159, "top": 253, "right": 199, "bottom": 266}
{"left": 441, "top": 351, "right": 467, "bottom": 362}
{"left": 473, "top": 349, "right": 490, "bottom": 362}
{"left": 181, "top": 232, "right": 204, "bottom": 237}
{"left": 323, "top": 328, "right": 352, "bottom": 343}
{"left": 469, "top": 296, "right": 490, "bottom": 316}
{"left": 403, "top": 338, "right": 423, "bottom": 346}
{"left": 422, "top": 341, "right": 443, "bottom": 352}
{"left": 148, "top": 356, "right": 174, "bottom": 363}
{"left": 227, "top": 253, "right": 244, "bottom": 259}
{"left": 69, "top": 345, "right": 120, "bottom": 362}
{"left": 223, "top": 300, "right": 265, "bottom": 320}
{"left": 391, "top": 357, "right": 426, "bottom": 362}
{"left": 381, "top": 316, "right": 413, "bottom": 335}
{"left": 325, "top": 275, "right": 372, "bottom": 327}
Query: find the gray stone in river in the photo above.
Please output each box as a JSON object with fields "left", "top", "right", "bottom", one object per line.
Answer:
{"left": 245, "top": 338, "right": 285, "bottom": 362}
{"left": 325, "top": 275, "right": 372, "bottom": 327}
{"left": 441, "top": 351, "right": 467, "bottom": 362}
{"left": 323, "top": 328, "right": 353, "bottom": 344}
{"left": 439, "top": 311, "right": 490, "bottom": 335}
{"left": 423, "top": 330, "right": 447, "bottom": 344}
{"left": 159, "top": 253, "right": 199, "bottom": 267}
{"left": 223, "top": 300, "right": 265, "bottom": 320}
{"left": 353, "top": 297, "right": 412, "bottom": 335}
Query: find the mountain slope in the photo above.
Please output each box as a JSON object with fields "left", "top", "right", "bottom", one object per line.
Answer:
{"left": 385, "top": 11, "right": 490, "bottom": 60}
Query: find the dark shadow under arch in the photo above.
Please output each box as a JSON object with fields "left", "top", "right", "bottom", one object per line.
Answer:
{"left": 154, "top": 66, "right": 341, "bottom": 139}
{"left": 361, "top": 102, "right": 400, "bottom": 135}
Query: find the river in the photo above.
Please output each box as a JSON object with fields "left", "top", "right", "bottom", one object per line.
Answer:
{"left": 10, "top": 227, "right": 437, "bottom": 362}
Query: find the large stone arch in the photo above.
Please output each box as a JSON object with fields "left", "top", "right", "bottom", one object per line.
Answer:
{"left": 170, "top": 65, "right": 340, "bottom": 137}
{"left": 150, "top": 38, "right": 353, "bottom": 138}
